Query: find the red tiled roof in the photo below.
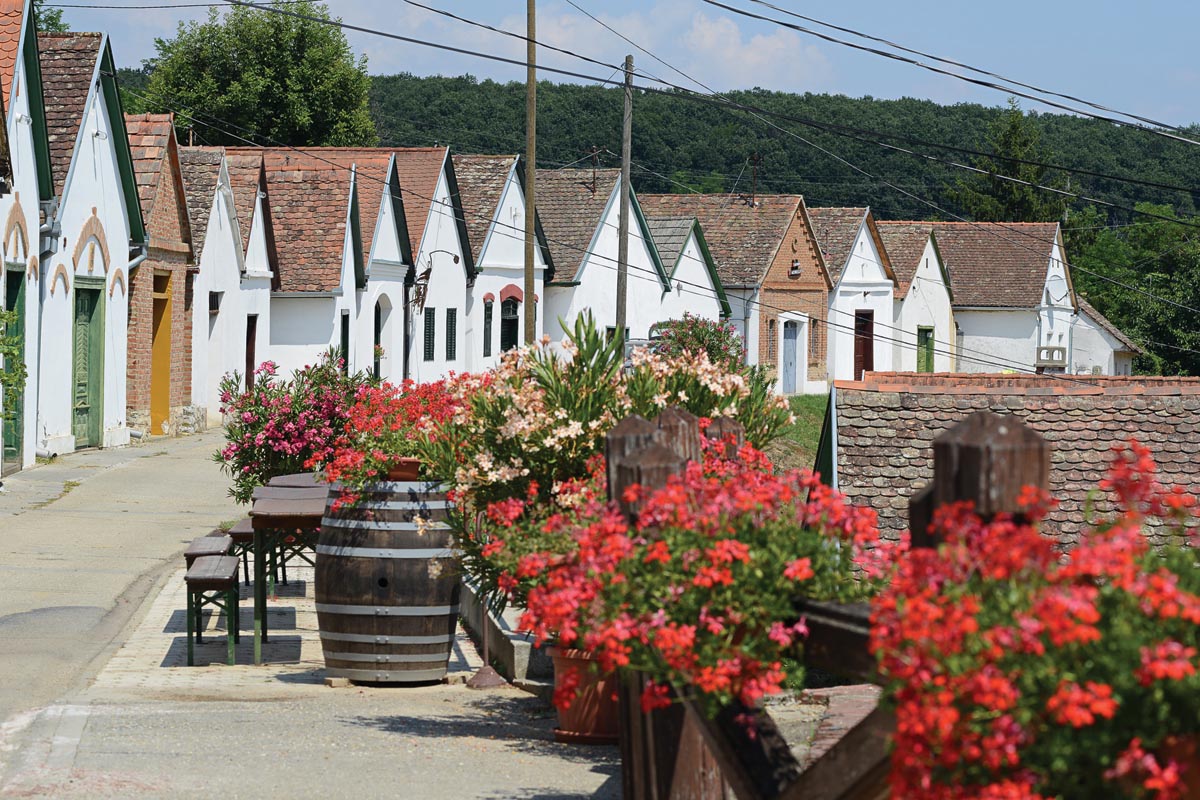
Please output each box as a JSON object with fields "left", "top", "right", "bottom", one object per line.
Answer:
{"left": 807, "top": 207, "right": 868, "bottom": 283}
{"left": 1076, "top": 296, "right": 1143, "bottom": 354}
{"left": 0, "top": 1, "right": 23, "bottom": 112}
{"left": 393, "top": 146, "right": 447, "bottom": 257}
{"left": 124, "top": 113, "right": 172, "bottom": 215}
{"left": 452, "top": 153, "right": 515, "bottom": 264}
{"left": 830, "top": 373, "right": 1200, "bottom": 545}
{"left": 224, "top": 150, "right": 263, "bottom": 255}
{"left": 639, "top": 193, "right": 803, "bottom": 287}
{"left": 39, "top": 32, "right": 102, "bottom": 198}
{"left": 928, "top": 221, "right": 1061, "bottom": 308}
{"left": 876, "top": 221, "right": 934, "bottom": 297}
{"left": 178, "top": 146, "right": 223, "bottom": 261}
{"left": 535, "top": 167, "right": 619, "bottom": 283}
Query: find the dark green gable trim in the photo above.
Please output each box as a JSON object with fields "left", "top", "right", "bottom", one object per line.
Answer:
{"left": 19, "top": 5, "right": 51, "bottom": 203}
{"left": 688, "top": 220, "right": 732, "bottom": 318}
{"left": 513, "top": 155, "right": 555, "bottom": 283}
{"left": 629, "top": 190, "right": 670, "bottom": 291}
{"left": 97, "top": 39, "right": 145, "bottom": 247}
{"left": 384, "top": 156, "right": 414, "bottom": 272}
{"left": 813, "top": 386, "right": 837, "bottom": 488}
{"left": 440, "top": 152, "right": 475, "bottom": 282}
{"left": 349, "top": 170, "right": 365, "bottom": 289}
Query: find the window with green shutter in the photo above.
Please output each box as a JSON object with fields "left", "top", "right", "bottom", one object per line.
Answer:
{"left": 445, "top": 308, "right": 457, "bottom": 361}
{"left": 917, "top": 327, "right": 934, "bottom": 373}
{"left": 483, "top": 300, "right": 493, "bottom": 357}
{"left": 423, "top": 309, "right": 435, "bottom": 362}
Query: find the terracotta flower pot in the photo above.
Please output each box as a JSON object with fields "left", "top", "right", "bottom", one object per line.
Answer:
{"left": 386, "top": 457, "right": 421, "bottom": 481}
{"left": 547, "top": 646, "right": 619, "bottom": 745}
{"left": 1162, "top": 735, "right": 1200, "bottom": 800}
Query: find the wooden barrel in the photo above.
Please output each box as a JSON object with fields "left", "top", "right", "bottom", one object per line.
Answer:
{"left": 316, "top": 480, "right": 459, "bottom": 683}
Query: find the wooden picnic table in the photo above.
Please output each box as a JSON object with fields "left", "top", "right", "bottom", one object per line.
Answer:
{"left": 267, "top": 473, "right": 325, "bottom": 489}
{"left": 247, "top": 474, "right": 327, "bottom": 665}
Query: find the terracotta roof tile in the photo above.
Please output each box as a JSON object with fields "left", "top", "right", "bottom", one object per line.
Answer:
{"left": 644, "top": 216, "right": 693, "bottom": 271}
{"left": 178, "top": 146, "right": 223, "bottom": 261}
{"left": 1076, "top": 296, "right": 1143, "bottom": 354}
{"left": 807, "top": 207, "right": 868, "bottom": 283}
{"left": 831, "top": 374, "right": 1200, "bottom": 545}
{"left": 876, "top": 221, "right": 934, "bottom": 297}
{"left": 0, "top": 1, "right": 23, "bottom": 112}
{"left": 393, "top": 146, "right": 448, "bottom": 257}
{"left": 639, "top": 193, "right": 802, "bottom": 287}
{"left": 452, "top": 153, "right": 515, "bottom": 264}
{"left": 124, "top": 113, "right": 173, "bottom": 215}
{"left": 39, "top": 32, "right": 102, "bottom": 198}
{"left": 223, "top": 150, "right": 263, "bottom": 255}
{"left": 537, "top": 167, "right": 619, "bottom": 282}
{"left": 928, "top": 221, "right": 1061, "bottom": 308}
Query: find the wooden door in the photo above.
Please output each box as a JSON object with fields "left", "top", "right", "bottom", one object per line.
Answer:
{"left": 781, "top": 320, "right": 798, "bottom": 394}
{"left": 245, "top": 314, "right": 258, "bottom": 391}
{"left": 150, "top": 274, "right": 172, "bottom": 434}
{"left": 853, "top": 310, "right": 874, "bottom": 380}
{"left": 72, "top": 286, "right": 104, "bottom": 448}
{"left": 2, "top": 269, "right": 25, "bottom": 474}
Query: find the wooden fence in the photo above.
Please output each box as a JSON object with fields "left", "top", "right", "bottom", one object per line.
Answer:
{"left": 606, "top": 407, "right": 1049, "bottom": 800}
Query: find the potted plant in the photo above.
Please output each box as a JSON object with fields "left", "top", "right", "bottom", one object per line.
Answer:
{"left": 871, "top": 440, "right": 1200, "bottom": 799}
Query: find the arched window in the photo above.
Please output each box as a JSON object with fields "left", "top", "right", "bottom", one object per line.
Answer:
{"left": 483, "top": 299, "right": 493, "bottom": 357}
{"left": 500, "top": 298, "right": 520, "bottom": 352}
{"left": 373, "top": 300, "right": 384, "bottom": 378}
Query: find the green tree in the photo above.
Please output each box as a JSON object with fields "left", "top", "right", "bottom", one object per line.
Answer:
{"left": 145, "top": 1, "right": 376, "bottom": 147}
{"left": 33, "top": 1, "right": 67, "bottom": 33}
{"left": 952, "top": 98, "right": 1068, "bottom": 222}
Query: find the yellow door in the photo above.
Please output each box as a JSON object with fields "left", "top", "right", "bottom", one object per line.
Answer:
{"left": 150, "top": 273, "right": 171, "bottom": 434}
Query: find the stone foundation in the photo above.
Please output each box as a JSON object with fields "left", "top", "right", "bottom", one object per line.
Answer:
{"left": 173, "top": 405, "right": 207, "bottom": 435}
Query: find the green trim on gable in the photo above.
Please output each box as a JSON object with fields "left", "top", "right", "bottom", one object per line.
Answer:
{"left": 440, "top": 151, "right": 476, "bottom": 282}
{"left": 687, "top": 220, "right": 732, "bottom": 318}
{"left": 97, "top": 40, "right": 144, "bottom": 246}
{"left": 814, "top": 386, "right": 837, "bottom": 488}
{"left": 349, "top": 169, "right": 365, "bottom": 290}
{"left": 629, "top": 190, "right": 670, "bottom": 292}
{"left": 384, "top": 155, "right": 413, "bottom": 271}
{"left": 927, "top": 232, "right": 953, "bottom": 303}
{"left": 513, "top": 156, "right": 555, "bottom": 282}
{"left": 18, "top": 5, "right": 50, "bottom": 203}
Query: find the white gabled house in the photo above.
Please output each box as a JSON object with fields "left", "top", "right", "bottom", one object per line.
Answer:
{"left": 0, "top": 0, "right": 49, "bottom": 473}
{"left": 930, "top": 222, "right": 1079, "bottom": 374}
{"left": 809, "top": 207, "right": 897, "bottom": 381}
{"left": 37, "top": 31, "right": 145, "bottom": 453}
{"left": 1069, "top": 297, "right": 1141, "bottom": 376}
{"left": 877, "top": 222, "right": 955, "bottom": 373}
{"left": 453, "top": 153, "right": 552, "bottom": 371}
{"left": 181, "top": 147, "right": 275, "bottom": 423}
{"left": 644, "top": 216, "right": 729, "bottom": 325}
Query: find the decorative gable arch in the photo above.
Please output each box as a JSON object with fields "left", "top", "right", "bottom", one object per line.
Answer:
{"left": 108, "top": 267, "right": 126, "bottom": 298}
{"left": 4, "top": 192, "right": 30, "bottom": 262}
{"left": 49, "top": 263, "right": 70, "bottom": 296}
{"left": 26, "top": 255, "right": 38, "bottom": 282}
{"left": 72, "top": 208, "right": 111, "bottom": 275}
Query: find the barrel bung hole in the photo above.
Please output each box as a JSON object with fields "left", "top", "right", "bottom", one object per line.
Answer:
{"left": 377, "top": 577, "right": 389, "bottom": 589}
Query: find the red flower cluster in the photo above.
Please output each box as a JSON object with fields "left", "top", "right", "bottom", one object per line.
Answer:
{"left": 872, "top": 439, "right": 1200, "bottom": 799}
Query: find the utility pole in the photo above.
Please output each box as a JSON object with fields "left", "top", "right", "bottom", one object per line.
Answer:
{"left": 615, "top": 54, "right": 633, "bottom": 353}
{"left": 523, "top": 0, "right": 537, "bottom": 345}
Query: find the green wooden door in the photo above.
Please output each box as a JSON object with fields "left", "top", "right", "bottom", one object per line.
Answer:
{"left": 2, "top": 269, "right": 25, "bottom": 474}
{"left": 72, "top": 286, "right": 104, "bottom": 448}
{"left": 917, "top": 327, "right": 934, "bottom": 373}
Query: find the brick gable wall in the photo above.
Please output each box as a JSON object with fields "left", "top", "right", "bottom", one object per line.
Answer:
{"left": 757, "top": 209, "right": 829, "bottom": 382}
{"left": 126, "top": 151, "right": 196, "bottom": 435}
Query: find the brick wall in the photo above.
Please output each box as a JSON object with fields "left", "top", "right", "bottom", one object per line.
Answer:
{"left": 125, "top": 149, "right": 196, "bottom": 434}
{"left": 757, "top": 208, "right": 830, "bottom": 383}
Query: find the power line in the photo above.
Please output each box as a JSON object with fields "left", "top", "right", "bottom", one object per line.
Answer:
{"left": 700, "top": 0, "right": 1200, "bottom": 149}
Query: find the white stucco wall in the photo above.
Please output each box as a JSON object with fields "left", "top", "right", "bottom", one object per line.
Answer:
{"left": 406, "top": 166, "right": 469, "bottom": 383}
{"left": 1, "top": 37, "right": 44, "bottom": 470}
{"left": 826, "top": 224, "right": 895, "bottom": 381}
{"left": 892, "top": 238, "right": 954, "bottom": 373}
{"left": 1037, "top": 241, "right": 1075, "bottom": 369}
{"left": 657, "top": 231, "right": 722, "bottom": 324}
{"left": 38, "top": 79, "right": 134, "bottom": 453}
{"left": 1071, "top": 309, "right": 1134, "bottom": 376}
{"left": 725, "top": 288, "right": 756, "bottom": 366}
{"left": 955, "top": 309, "right": 1038, "bottom": 373}
{"left": 544, "top": 186, "right": 667, "bottom": 346}
{"left": 468, "top": 163, "right": 547, "bottom": 372}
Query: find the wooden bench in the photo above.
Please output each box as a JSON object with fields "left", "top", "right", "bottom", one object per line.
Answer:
{"left": 226, "top": 519, "right": 255, "bottom": 585}
{"left": 185, "top": 534, "right": 233, "bottom": 568}
{"left": 185, "top": 555, "right": 240, "bottom": 666}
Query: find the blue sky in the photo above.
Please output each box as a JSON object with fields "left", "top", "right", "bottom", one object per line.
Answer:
{"left": 62, "top": 0, "right": 1200, "bottom": 126}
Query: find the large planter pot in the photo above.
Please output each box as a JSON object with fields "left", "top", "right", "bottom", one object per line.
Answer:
{"left": 316, "top": 480, "right": 459, "bottom": 683}
{"left": 548, "top": 646, "right": 619, "bottom": 745}
{"left": 386, "top": 458, "right": 421, "bottom": 481}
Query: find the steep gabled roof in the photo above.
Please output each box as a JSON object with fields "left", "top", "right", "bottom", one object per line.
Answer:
{"left": 928, "top": 221, "right": 1062, "bottom": 309}
{"left": 1076, "top": 296, "right": 1143, "bottom": 355}
{"left": 0, "top": 0, "right": 21, "bottom": 111}
{"left": 453, "top": 153, "right": 514, "bottom": 264}
{"left": 38, "top": 31, "right": 101, "bottom": 199}
{"left": 639, "top": 193, "right": 807, "bottom": 288}
{"left": 807, "top": 206, "right": 865, "bottom": 282}
{"left": 125, "top": 112, "right": 192, "bottom": 254}
{"left": 876, "top": 221, "right": 951, "bottom": 299}
{"left": 645, "top": 214, "right": 731, "bottom": 317}
{"left": 223, "top": 150, "right": 262, "bottom": 256}
{"left": 536, "top": 167, "right": 621, "bottom": 283}
{"left": 178, "top": 146, "right": 223, "bottom": 261}
{"left": 392, "top": 146, "right": 448, "bottom": 255}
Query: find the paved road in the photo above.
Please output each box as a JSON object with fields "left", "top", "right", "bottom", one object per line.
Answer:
{"left": 0, "top": 432, "right": 237, "bottom": 728}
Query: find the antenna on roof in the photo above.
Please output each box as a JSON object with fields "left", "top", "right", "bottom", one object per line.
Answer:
{"left": 585, "top": 145, "right": 602, "bottom": 195}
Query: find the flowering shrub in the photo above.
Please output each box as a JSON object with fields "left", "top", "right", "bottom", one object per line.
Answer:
{"left": 418, "top": 313, "right": 794, "bottom": 603}
{"left": 0, "top": 307, "right": 26, "bottom": 423}
{"left": 871, "top": 440, "right": 1199, "bottom": 800}
{"left": 312, "top": 378, "right": 464, "bottom": 508}
{"left": 214, "top": 353, "right": 368, "bottom": 503}
{"left": 516, "top": 437, "right": 891, "bottom": 718}
{"left": 652, "top": 313, "right": 744, "bottom": 371}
